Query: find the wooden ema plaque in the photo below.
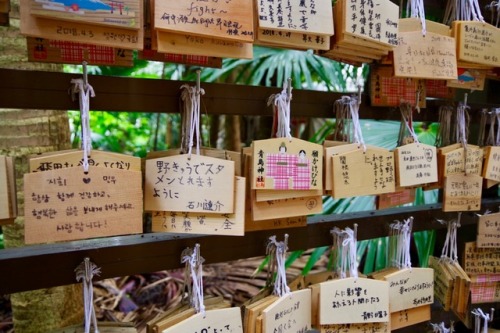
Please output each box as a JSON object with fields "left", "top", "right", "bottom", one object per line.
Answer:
{"left": 29, "top": 150, "right": 141, "bottom": 172}
{"left": 251, "top": 191, "right": 322, "bottom": 221}
{"left": 477, "top": 212, "right": 500, "bottom": 248}
{"left": 331, "top": 146, "right": 396, "bottom": 199}
{"left": 428, "top": 256, "right": 454, "bottom": 311}
{"left": 441, "top": 145, "right": 484, "bottom": 179}
{"left": 252, "top": 138, "right": 323, "bottom": 191}
{"left": 340, "top": 0, "right": 398, "bottom": 48}
{"left": 383, "top": 268, "right": 434, "bottom": 312}
{"left": 393, "top": 31, "right": 458, "bottom": 80}
{"left": 470, "top": 274, "right": 500, "bottom": 304}
{"left": 443, "top": 173, "right": 482, "bottom": 212}
{"left": 370, "top": 65, "right": 426, "bottom": 107}
{"left": 0, "top": 156, "right": 16, "bottom": 224}
{"left": 320, "top": 322, "right": 389, "bottom": 333}
{"left": 29, "top": 0, "right": 140, "bottom": 30}
{"left": 138, "top": 45, "right": 223, "bottom": 68}
{"left": 162, "top": 307, "right": 243, "bottom": 333}
{"left": 447, "top": 68, "right": 487, "bottom": 90}
{"left": 20, "top": 0, "right": 143, "bottom": 50}
{"left": 454, "top": 21, "right": 500, "bottom": 67}
{"left": 483, "top": 146, "right": 500, "bottom": 182}
{"left": 390, "top": 305, "right": 430, "bottom": 331}
{"left": 319, "top": 277, "right": 389, "bottom": 325}
{"left": 145, "top": 154, "right": 235, "bottom": 214}
{"left": 156, "top": 31, "right": 253, "bottom": 59}
{"left": 151, "top": 176, "right": 245, "bottom": 236}
{"left": 154, "top": 0, "right": 254, "bottom": 42}
{"left": 324, "top": 143, "right": 359, "bottom": 192}
{"left": 261, "top": 289, "right": 311, "bottom": 333}
{"left": 395, "top": 143, "right": 438, "bottom": 187}
{"left": 24, "top": 166, "right": 143, "bottom": 244}
{"left": 464, "top": 242, "right": 500, "bottom": 275}
{"left": 256, "top": 29, "right": 330, "bottom": 50}
{"left": 256, "top": 0, "right": 333, "bottom": 35}
{"left": 27, "top": 37, "right": 133, "bottom": 66}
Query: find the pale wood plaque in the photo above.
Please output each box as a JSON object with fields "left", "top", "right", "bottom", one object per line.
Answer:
{"left": 29, "top": 0, "right": 141, "bottom": 30}
{"left": 331, "top": 146, "right": 396, "bottom": 199}
{"left": 256, "top": 29, "right": 330, "bottom": 50}
{"left": 428, "top": 256, "right": 454, "bottom": 311}
{"left": 145, "top": 154, "right": 235, "bottom": 214}
{"left": 320, "top": 322, "right": 389, "bottom": 333}
{"left": 20, "top": 0, "right": 143, "bottom": 50}
{"left": 483, "top": 146, "right": 500, "bottom": 182}
{"left": 455, "top": 21, "right": 500, "bottom": 67}
{"left": 464, "top": 242, "right": 500, "bottom": 275}
{"left": 252, "top": 138, "right": 323, "bottom": 191}
{"left": 383, "top": 268, "right": 434, "bottom": 312}
{"left": 443, "top": 173, "right": 482, "bottom": 212}
{"left": 156, "top": 31, "right": 253, "bottom": 59}
{"left": 343, "top": 0, "right": 398, "bottom": 47}
{"left": 251, "top": 192, "right": 322, "bottom": 221}
{"left": 30, "top": 150, "right": 141, "bottom": 172}
{"left": 477, "top": 212, "right": 500, "bottom": 248}
{"left": 24, "top": 166, "right": 143, "bottom": 244}
{"left": 319, "top": 277, "right": 389, "bottom": 325}
{"left": 162, "top": 307, "right": 243, "bottom": 333}
{"left": 390, "top": 305, "right": 430, "bottom": 331}
{"left": 441, "top": 145, "right": 483, "bottom": 177}
{"left": 395, "top": 143, "right": 438, "bottom": 187}
{"left": 257, "top": 0, "right": 333, "bottom": 36}
{"left": 393, "top": 31, "right": 458, "bottom": 80}
{"left": 154, "top": 0, "right": 254, "bottom": 42}
{"left": 262, "top": 289, "right": 311, "bottom": 333}
{"left": 151, "top": 176, "right": 245, "bottom": 236}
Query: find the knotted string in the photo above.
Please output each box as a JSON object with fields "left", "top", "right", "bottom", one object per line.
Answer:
{"left": 268, "top": 80, "right": 292, "bottom": 140}
{"left": 180, "top": 84, "right": 205, "bottom": 158}
{"left": 75, "top": 258, "right": 101, "bottom": 333}
{"left": 472, "top": 308, "right": 491, "bottom": 333}
{"left": 444, "top": 0, "right": 484, "bottom": 23}
{"left": 456, "top": 101, "right": 470, "bottom": 151}
{"left": 400, "top": 102, "right": 420, "bottom": 144}
{"left": 389, "top": 217, "right": 413, "bottom": 269}
{"left": 439, "top": 213, "right": 461, "bottom": 263}
{"left": 331, "top": 227, "right": 358, "bottom": 279}
{"left": 181, "top": 244, "right": 205, "bottom": 316}
{"left": 71, "top": 78, "right": 95, "bottom": 173}
{"left": 267, "top": 235, "right": 291, "bottom": 297}
{"left": 430, "top": 322, "right": 452, "bottom": 333}
{"left": 349, "top": 96, "right": 365, "bottom": 151}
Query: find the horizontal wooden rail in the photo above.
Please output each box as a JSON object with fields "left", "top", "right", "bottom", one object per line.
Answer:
{"left": 1, "top": 69, "right": 499, "bottom": 121}
{"left": 0, "top": 197, "right": 498, "bottom": 295}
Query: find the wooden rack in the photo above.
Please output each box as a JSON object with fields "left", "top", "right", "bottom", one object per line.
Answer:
{"left": 0, "top": 68, "right": 499, "bottom": 296}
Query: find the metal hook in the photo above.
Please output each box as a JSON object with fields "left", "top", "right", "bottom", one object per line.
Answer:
{"left": 353, "top": 223, "right": 358, "bottom": 243}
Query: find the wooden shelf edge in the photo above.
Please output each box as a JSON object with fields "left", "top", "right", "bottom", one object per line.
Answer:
{"left": 0, "top": 197, "right": 498, "bottom": 295}
{"left": 0, "top": 68, "right": 498, "bottom": 120}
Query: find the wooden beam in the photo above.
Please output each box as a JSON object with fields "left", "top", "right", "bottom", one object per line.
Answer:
{"left": 0, "top": 197, "right": 498, "bottom": 295}
{"left": 0, "top": 68, "right": 497, "bottom": 122}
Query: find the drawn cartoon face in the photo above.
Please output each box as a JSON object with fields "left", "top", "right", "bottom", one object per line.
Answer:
{"left": 299, "top": 150, "right": 306, "bottom": 158}
{"left": 279, "top": 143, "right": 287, "bottom": 153}
{"left": 424, "top": 148, "right": 433, "bottom": 162}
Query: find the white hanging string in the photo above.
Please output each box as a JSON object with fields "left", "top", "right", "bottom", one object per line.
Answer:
{"left": 400, "top": 103, "right": 420, "bottom": 144}
{"left": 456, "top": 100, "right": 470, "bottom": 151}
{"left": 180, "top": 73, "right": 205, "bottom": 158}
{"left": 348, "top": 96, "right": 366, "bottom": 151}
{"left": 406, "top": 0, "right": 427, "bottom": 35}
{"left": 71, "top": 78, "right": 95, "bottom": 173}
{"left": 333, "top": 96, "right": 352, "bottom": 142}
{"left": 438, "top": 213, "right": 461, "bottom": 262}
{"left": 471, "top": 308, "right": 493, "bottom": 333}
{"left": 331, "top": 226, "right": 358, "bottom": 279}
{"left": 267, "top": 235, "right": 291, "bottom": 297}
{"left": 268, "top": 79, "right": 292, "bottom": 140}
{"left": 181, "top": 244, "right": 205, "bottom": 316}
{"left": 75, "top": 258, "right": 101, "bottom": 333}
